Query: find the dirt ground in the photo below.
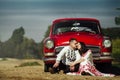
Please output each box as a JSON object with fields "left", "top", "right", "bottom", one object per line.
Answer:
{"left": 0, "top": 58, "right": 120, "bottom": 80}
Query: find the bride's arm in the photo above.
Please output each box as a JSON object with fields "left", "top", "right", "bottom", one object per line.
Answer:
{"left": 84, "top": 50, "right": 92, "bottom": 59}
{"left": 84, "top": 50, "right": 94, "bottom": 65}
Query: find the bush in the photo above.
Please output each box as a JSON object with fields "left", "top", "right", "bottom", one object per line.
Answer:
{"left": 1, "top": 58, "right": 8, "bottom": 61}
{"left": 115, "top": 16, "right": 120, "bottom": 25}
{"left": 112, "top": 39, "right": 120, "bottom": 61}
{"left": 16, "top": 61, "right": 41, "bottom": 67}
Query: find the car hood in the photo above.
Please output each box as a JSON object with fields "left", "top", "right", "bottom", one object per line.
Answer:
{"left": 52, "top": 32, "right": 103, "bottom": 46}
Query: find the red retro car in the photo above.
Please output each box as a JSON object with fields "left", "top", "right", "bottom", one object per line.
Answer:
{"left": 43, "top": 18, "right": 112, "bottom": 72}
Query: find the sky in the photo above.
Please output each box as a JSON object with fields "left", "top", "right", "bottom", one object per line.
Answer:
{"left": 0, "top": 0, "right": 120, "bottom": 42}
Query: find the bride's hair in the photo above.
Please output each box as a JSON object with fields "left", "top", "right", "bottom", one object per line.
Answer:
{"left": 79, "top": 42, "right": 88, "bottom": 55}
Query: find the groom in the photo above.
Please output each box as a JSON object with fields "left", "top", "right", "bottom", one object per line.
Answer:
{"left": 49, "top": 38, "right": 81, "bottom": 74}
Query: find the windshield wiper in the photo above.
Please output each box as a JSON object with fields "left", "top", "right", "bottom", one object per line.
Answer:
{"left": 80, "top": 30, "right": 96, "bottom": 34}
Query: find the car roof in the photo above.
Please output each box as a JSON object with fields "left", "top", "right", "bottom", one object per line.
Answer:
{"left": 53, "top": 18, "right": 99, "bottom": 23}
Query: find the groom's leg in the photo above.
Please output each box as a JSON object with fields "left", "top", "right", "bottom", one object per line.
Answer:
{"left": 74, "top": 63, "right": 80, "bottom": 72}
{"left": 58, "top": 62, "right": 70, "bottom": 73}
{"left": 59, "top": 63, "right": 80, "bottom": 73}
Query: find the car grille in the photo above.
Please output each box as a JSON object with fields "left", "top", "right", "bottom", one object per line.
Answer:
{"left": 55, "top": 45, "right": 101, "bottom": 57}
{"left": 55, "top": 46, "right": 64, "bottom": 54}
{"left": 87, "top": 45, "right": 101, "bottom": 57}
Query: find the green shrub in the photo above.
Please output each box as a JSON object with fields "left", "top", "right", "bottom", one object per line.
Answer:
{"left": 1, "top": 58, "right": 8, "bottom": 61}
{"left": 16, "top": 61, "right": 41, "bottom": 67}
{"left": 112, "top": 39, "right": 120, "bottom": 61}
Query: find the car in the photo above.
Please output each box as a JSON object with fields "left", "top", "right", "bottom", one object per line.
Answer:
{"left": 43, "top": 18, "right": 112, "bottom": 72}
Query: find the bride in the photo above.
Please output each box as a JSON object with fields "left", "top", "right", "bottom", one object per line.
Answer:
{"left": 67, "top": 42, "right": 115, "bottom": 77}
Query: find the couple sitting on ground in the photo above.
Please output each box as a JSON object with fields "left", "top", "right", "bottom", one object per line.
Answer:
{"left": 49, "top": 38, "right": 115, "bottom": 77}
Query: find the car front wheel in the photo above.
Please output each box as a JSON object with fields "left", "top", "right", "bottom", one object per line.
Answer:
{"left": 44, "top": 64, "right": 49, "bottom": 72}
{"left": 44, "top": 64, "right": 53, "bottom": 72}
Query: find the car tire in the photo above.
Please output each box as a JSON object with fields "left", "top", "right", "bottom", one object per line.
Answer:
{"left": 44, "top": 64, "right": 53, "bottom": 72}
{"left": 44, "top": 64, "right": 49, "bottom": 72}
{"left": 103, "top": 62, "right": 112, "bottom": 73}
{"left": 96, "top": 62, "right": 112, "bottom": 73}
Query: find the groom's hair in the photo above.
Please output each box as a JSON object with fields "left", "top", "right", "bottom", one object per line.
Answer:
{"left": 69, "top": 38, "right": 77, "bottom": 42}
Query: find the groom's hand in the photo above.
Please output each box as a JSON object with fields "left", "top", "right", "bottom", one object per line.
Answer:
{"left": 53, "top": 62, "right": 59, "bottom": 68}
{"left": 70, "top": 62, "right": 75, "bottom": 67}
{"left": 81, "top": 57, "right": 85, "bottom": 62}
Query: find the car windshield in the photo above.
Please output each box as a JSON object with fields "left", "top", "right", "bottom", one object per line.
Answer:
{"left": 53, "top": 20, "right": 100, "bottom": 34}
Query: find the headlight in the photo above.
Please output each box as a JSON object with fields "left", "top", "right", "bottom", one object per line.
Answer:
{"left": 45, "top": 39, "right": 54, "bottom": 49}
{"left": 103, "top": 39, "right": 111, "bottom": 48}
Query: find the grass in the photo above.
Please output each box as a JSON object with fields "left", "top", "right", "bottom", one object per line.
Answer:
{"left": 15, "top": 61, "right": 41, "bottom": 67}
{"left": 0, "top": 59, "right": 120, "bottom": 80}
{"left": 0, "top": 58, "right": 8, "bottom": 61}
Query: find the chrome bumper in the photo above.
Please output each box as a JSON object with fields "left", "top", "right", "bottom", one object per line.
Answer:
{"left": 93, "top": 56, "right": 112, "bottom": 60}
{"left": 44, "top": 58, "right": 56, "bottom": 61}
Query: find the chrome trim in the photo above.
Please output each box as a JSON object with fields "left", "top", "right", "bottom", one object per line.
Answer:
{"left": 92, "top": 53, "right": 100, "bottom": 57}
{"left": 44, "top": 58, "right": 56, "bottom": 61}
{"left": 86, "top": 45, "right": 100, "bottom": 47}
{"left": 44, "top": 53, "right": 55, "bottom": 56}
{"left": 55, "top": 46, "right": 68, "bottom": 49}
{"left": 93, "top": 56, "right": 112, "bottom": 60}
{"left": 102, "top": 52, "right": 111, "bottom": 56}
{"left": 87, "top": 45, "right": 100, "bottom": 53}
{"left": 100, "top": 56, "right": 112, "bottom": 59}
{"left": 55, "top": 46, "right": 67, "bottom": 53}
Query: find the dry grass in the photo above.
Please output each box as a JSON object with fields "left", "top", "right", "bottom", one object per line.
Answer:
{"left": 0, "top": 58, "right": 120, "bottom": 80}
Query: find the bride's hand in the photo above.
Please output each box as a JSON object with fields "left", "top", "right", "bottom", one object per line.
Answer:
{"left": 81, "top": 57, "right": 85, "bottom": 62}
{"left": 70, "top": 66, "right": 75, "bottom": 71}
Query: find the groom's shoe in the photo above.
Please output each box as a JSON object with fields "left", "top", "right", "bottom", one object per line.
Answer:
{"left": 49, "top": 67, "right": 59, "bottom": 74}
